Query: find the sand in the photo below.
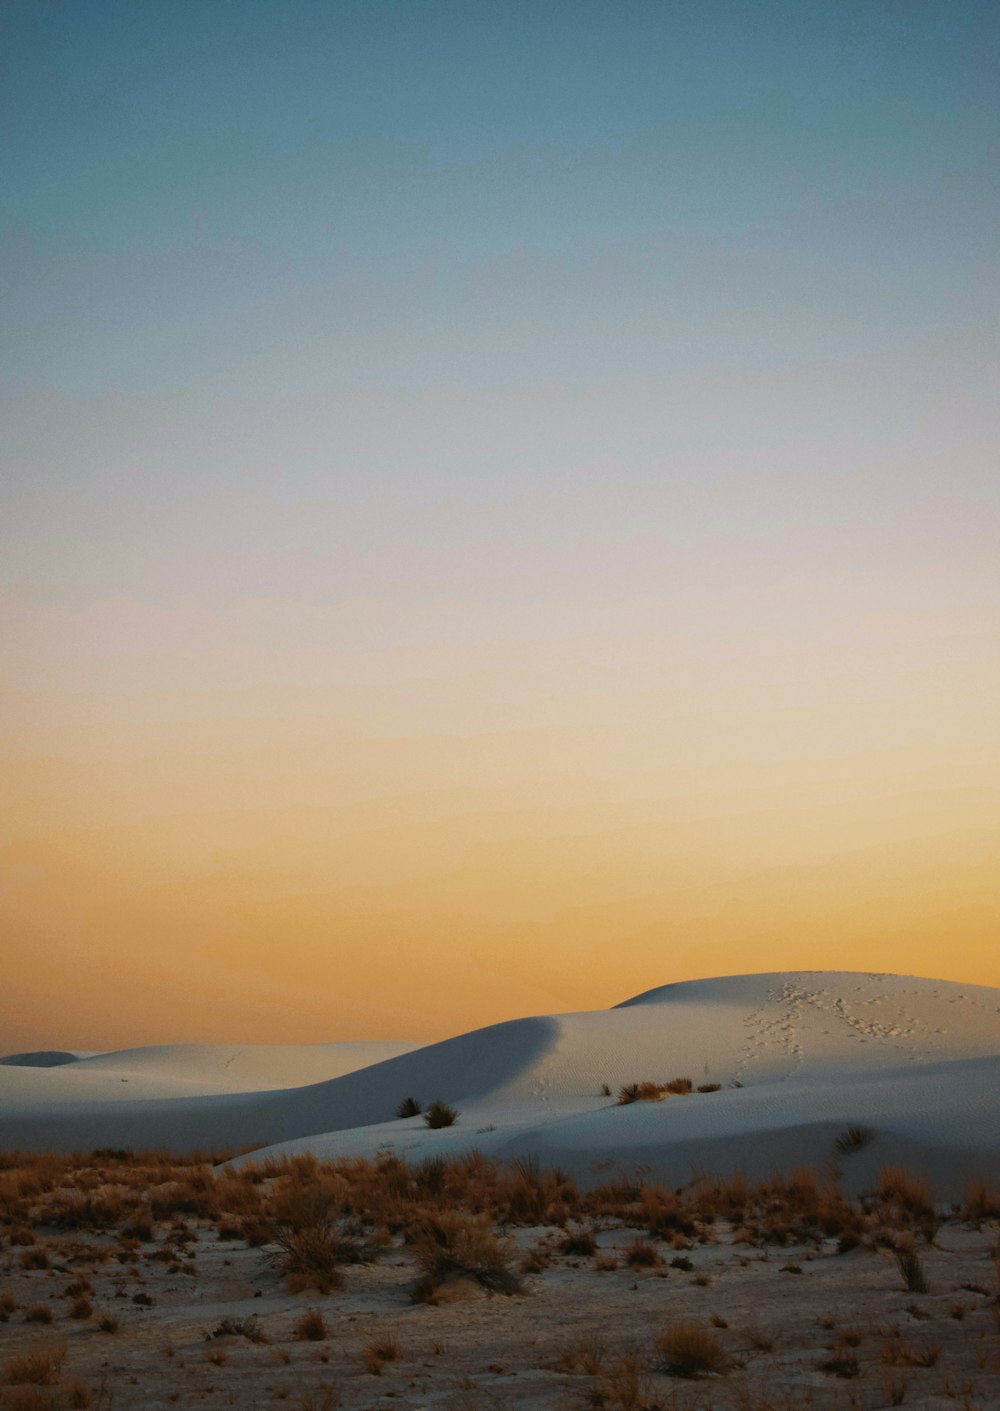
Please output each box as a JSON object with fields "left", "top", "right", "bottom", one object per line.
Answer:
{"left": 3, "top": 971, "right": 1000, "bottom": 1201}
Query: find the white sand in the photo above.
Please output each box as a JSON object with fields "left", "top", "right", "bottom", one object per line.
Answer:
{"left": 3, "top": 972, "right": 999, "bottom": 1198}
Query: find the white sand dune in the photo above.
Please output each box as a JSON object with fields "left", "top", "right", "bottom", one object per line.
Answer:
{"left": 0, "top": 1041, "right": 420, "bottom": 1106}
{"left": 3, "top": 972, "right": 1000, "bottom": 1198}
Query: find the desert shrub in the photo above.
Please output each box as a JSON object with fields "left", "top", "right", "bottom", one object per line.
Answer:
{"left": 269, "top": 1182, "right": 354, "bottom": 1293}
{"left": 0, "top": 1295, "right": 17, "bottom": 1322}
{"left": 665, "top": 1076, "right": 693, "bottom": 1094}
{"left": 69, "top": 1297, "right": 93, "bottom": 1320}
{"left": 616, "top": 1081, "right": 665, "bottom": 1104}
{"left": 23, "top": 1305, "right": 52, "bottom": 1325}
{"left": 624, "top": 1240, "right": 661, "bottom": 1268}
{"left": 294, "top": 1309, "right": 328, "bottom": 1341}
{"left": 64, "top": 1380, "right": 93, "bottom": 1408}
{"left": 409, "top": 1212, "right": 522, "bottom": 1300}
{"left": 19, "top": 1247, "right": 49, "bottom": 1270}
{"left": 878, "top": 1167, "right": 934, "bottom": 1221}
{"left": 834, "top": 1124, "right": 876, "bottom": 1155}
{"left": 697, "top": 1083, "right": 721, "bottom": 1092}
{"left": 210, "top": 1316, "right": 267, "bottom": 1343}
{"left": 396, "top": 1097, "right": 421, "bottom": 1119}
{"left": 96, "top": 1312, "right": 119, "bottom": 1333}
{"left": 591, "top": 1350, "right": 652, "bottom": 1410}
{"left": 423, "top": 1101, "right": 458, "bottom": 1129}
{"left": 559, "top": 1227, "right": 597, "bottom": 1257}
{"left": 2, "top": 1344, "right": 65, "bottom": 1387}
{"left": 963, "top": 1178, "right": 1000, "bottom": 1221}
{"left": 895, "top": 1249, "right": 929, "bottom": 1294}
{"left": 817, "top": 1353, "right": 860, "bottom": 1377}
{"left": 0, "top": 1389, "right": 53, "bottom": 1411}
{"left": 658, "top": 1322, "right": 727, "bottom": 1377}
{"left": 362, "top": 1337, "right": 401, "bottom": 1374}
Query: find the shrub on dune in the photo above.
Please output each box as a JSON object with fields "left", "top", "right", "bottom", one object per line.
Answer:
{"left": 423, "top": 1101, "right": 458, "bottom": 1129}
{"left": 396, "top": 1097, "right": 421, "bottom": 1119}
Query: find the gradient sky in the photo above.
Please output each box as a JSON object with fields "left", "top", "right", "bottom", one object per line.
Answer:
{"left": 2, "top": 0, "right": 999, "bottom": 1052}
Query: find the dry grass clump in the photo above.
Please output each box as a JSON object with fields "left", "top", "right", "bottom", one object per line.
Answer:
{"left": 878, "top": 1167, "right": 935, "bottom": 1222}
{"left": 68, "top": 1297, "right": 93, "bottom": 1321}
{"left": 210, "top": 1316, "right": 267, "bottom": 1343}
{"left": 269, "top": 1182, "right": 355, "bottom": 1293}
{"left": 0, "top": 1389, "right": 55, "bottom": 1411}
{"left": 293, "top": 1309, "right": 328, "bottom": 1341}
{"left": 2, "top": 1345, "right": 65, "bottom": 1387}
{"left": 18, "top": 1248, "right": 49, "bottom": 1271}
{"left": 0, "top": 1296, "right": 17, "bottom": 1323}
{"left": 409, "top": 1212, "right": 522, "bottom": 1301}
{"left": 964, "top": 1178, "right": 1000, "bottom": 1221}
{"left": 396, "top": 1097, "right": 421, "bottom": 1119}
{"left": 623, "top": 1240, "right": 661, "bottom": 1268}
{"left": 834, "top": 1124, "right": 876, "bottom": 1155}
{"left": 617, "top": 1081, "right": 666, "bottom": 1104}
{"left": 22, "top": 1306, "right": 52, "bottom": 1326}
{"left": 423, "top": 1101, "right": 458, "bottom": 1129}
{"left": 362, "top": 1337, "right": 401, "bottom": 1374}
{"left": 560, "top": 1227, "right": 598, "bottom": 1257}
{"left": 590, "top": 1350, "right": 653, "bottom": 1410}
{"left": 895, "top": 1248, "right": 930, "bottom": 1294}
{"left": 658, "top": 1322, "right": 727, "bottom": 1378}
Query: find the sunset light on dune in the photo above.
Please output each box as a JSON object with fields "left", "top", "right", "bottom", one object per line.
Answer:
{"left": 2, "top": 1, "right": 998, "bottom": 1053}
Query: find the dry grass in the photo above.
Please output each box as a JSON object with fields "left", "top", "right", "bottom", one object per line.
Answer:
{"left": 362, "top": 1336, "right": 401, "bottom": 1374}
{"left": 658, "top": 1322, "right": 728, "bottom": 1378}
{"left": 293, "top": 1309, "right": 327, "bottom": 1341}
{"left": 409, "top": 1212, "right": 522, "bottom": 1301}
{"left": 2, "top": 1346, "right": 65, "bottom": 1388}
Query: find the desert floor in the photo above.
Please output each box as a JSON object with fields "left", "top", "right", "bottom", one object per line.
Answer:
{"left": 2, "top": 1171, "right": 999, "bottom": 1411}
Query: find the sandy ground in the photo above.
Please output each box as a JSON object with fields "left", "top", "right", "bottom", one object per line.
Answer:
{"left": 2, "top": 1209, "right": 1000, "bottom": 1410}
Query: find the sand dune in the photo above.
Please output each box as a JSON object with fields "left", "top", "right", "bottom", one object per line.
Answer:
{"left": 3, "top": 972, "right": 999, "bottom": 1199}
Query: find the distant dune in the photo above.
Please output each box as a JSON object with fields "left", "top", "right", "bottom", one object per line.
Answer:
{"left": 3, "top": 972, "right": 1000, "bottom": 1199}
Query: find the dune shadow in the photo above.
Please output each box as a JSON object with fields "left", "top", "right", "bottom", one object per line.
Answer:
{"left": 0, "top": 1015, "right": 560, "bottom": 1156}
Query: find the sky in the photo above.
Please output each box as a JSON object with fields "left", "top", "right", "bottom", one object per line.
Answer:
{"left": 2, "top": 0, "right": 998, "bottom": 1051}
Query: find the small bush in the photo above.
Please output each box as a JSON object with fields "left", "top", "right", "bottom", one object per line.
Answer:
{"left": 362, "top": 1337, "right": 401, "bottom": 1374}
{"left": 658, "top": 1323, "right": 727, "bottom": 1378}
{"left": 410, "top": 1212, "right": 522, "bottom": 1300}
{"left": 617, "top": 1081, "right": 665, "bottom": 1105}
{"left": 69, "top": 1296, "right": 93, "bottom": 1320}
{"left": 423, "top": 1101, "right": 458, "bottom": 1129}
{"left": 697, "top": 1083, "right": 721, "bottom": 1093}
{"left": 19, "top": 1247, "right": 49, "bottom": 1270}
{"left": 818, "top": 1354, "right": 860, "bottom": 1378}
{"left": 294, "top": 1309, "right": 328, "bottom": 1341}
{"left": 96, "top": 1312, "right": 119, "bottom": 1333}
{"left": 3, "top": 1345, "right": 65, "bottom": 1386}
{"left": 834, "top": 1125, "right": 876, "bottom": 1156}
{"left": 560, "top": 1228, "right": 597, "bottom": 1257}
{"left": 396, "top": 1097, "right": 421, "bottom": 1119}
{"left": 624, "top": 1240, "right": 661, "bottom": 1268}
{"left": 210, "top": 1316, "right": 267, "bottom": 1343}
{"left": 23, "top": 1305, "right": 53, "bottom": 1325}
{"left": 665, "top": 1077, "right": 693, "bottom": 1094}
{"left": 895, "top": 1249, "right": 929, "bottom": 1295}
